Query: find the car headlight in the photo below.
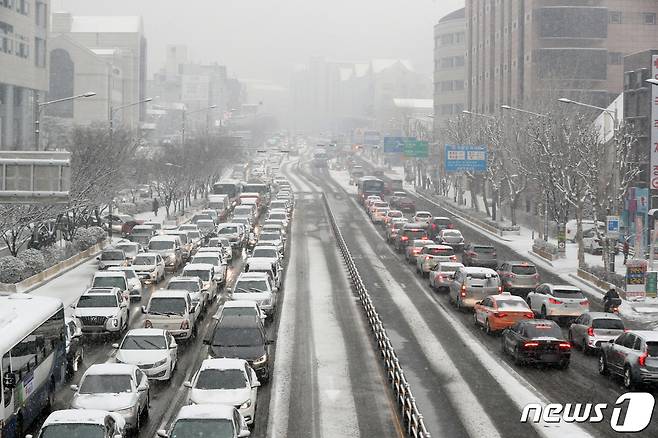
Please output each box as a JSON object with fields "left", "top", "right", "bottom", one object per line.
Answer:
{"left": 111, "top": 318, "right": 119, "bottom": 328}
{"left": 253, "top": 354, "right": 267, "bottom": 366}
{"left": 115, "top": 406, "right": 135, "bottom": 416}
{"left": 240, "top": 399, "right": 252, "bottom": 409}
{"left": 153, "top": 358, "right": 168, "bottom": 368}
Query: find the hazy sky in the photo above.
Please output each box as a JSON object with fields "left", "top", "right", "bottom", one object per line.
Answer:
{"left": 57, "top": 0, "right": 465, "bottom": 84}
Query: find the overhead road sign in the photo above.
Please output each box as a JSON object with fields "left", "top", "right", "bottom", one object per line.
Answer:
{"left": 445, "top": 145, "right": 488, "bottom": 173}
{"left": 405, "top": 140, "right": 428, "bottom": 158}
{"left": 384, "top": 137, "right": 415, "bottom": 153}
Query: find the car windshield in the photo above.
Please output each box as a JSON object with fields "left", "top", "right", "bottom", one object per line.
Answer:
{"left": 188, "top": 231, "right": 201, "bottom": 239}
{"left": 259, "top": 234, "right": 279, "bottom": 241}
{"left": 149, "top": 241, "right": 175, "bottom": 251}
{"left": 170, "top": 419, "right": 234, "bottom": 437}
{"left": 474, "top": 246, "right": 495, "bottom": 253}
{"left": 592, "top": 319, "right": 625, "bottom": 330}
{"left": 219, "top": 227, "right": 238, "bottom": 234}
{"left": 495, "top": 300, "right": 529, "bottom": 311}
{"left": 416, "top": 213, "right": 431, "bottom": 218}
{"left": 92, "top": 277, "right": 125, "bottom": 289}
{"left": 77, "top": 295, "right": 117, "bottom": 308}
{"left": 168, "top": 281, "right": 200, "bottom": 293}
{"left": 466, "top": 272, "right": 497, "bottom": 280}
{"left": 269, "top": 213, "right": 286, "bottom": 220}
{"left": 183, "top": 270, "right": 210, "bottom": 281}
{"left": 101, "top": 251, "right": 124, "bottom": 261}
{"left": 440, "top": 265, "right": 461, "bottom": 273}
{"left": 133, "top": 256, "right": 155, "bottom": 266}
{"left": 212, "top": 327, "right": 263, "bottom": 346}
{"left": 195, "top": 369, "right": 247, "bottom": 390}
{"left": 253, "top": 248, "right": 278, "bottom": 258}
{"left": 525, "top": 324, "right": 563, "bottom": 339}
{"left": 443, "top": 230, "right": 462, "bottom": 237}
{"left": 511, "top": 265, "right": 537, "bottom": 275}
{"left": 79, "top": 374, "right": 132, "bottom": 394}
{"left": 235, "top": 280, "right": 268, "bottom": 292}
{"left": 121, "top": 335, "right": 167, "bottom": 350}
{"left": 117, "top": 245, "right": 138, "bottom": 257}
{"left": 41, "top": 424, "right": 105, "bottom": 438}
{"left": 192, "top": 257, "right": 219, "bottom": 266}
{"left": 553, "top": 289, "right": 585, "bottom": 299}
{"left": 149, "top": 298, "right": 187, "bottom": 315}
{"left": 646, "top": 342, "right": 658, "bottom": 357}
{"left": 120, "top": 270, "right": 136, "bottom": 279}
{"left": 388, "top": 211, "right": 402, "bottom": 217}
{"left": 222, "top": 307, "right": 258, "bottom": 319}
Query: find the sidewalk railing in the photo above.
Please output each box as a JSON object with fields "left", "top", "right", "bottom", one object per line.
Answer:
{"left": 322, "top": 193, "right": 431, "bottom": 438}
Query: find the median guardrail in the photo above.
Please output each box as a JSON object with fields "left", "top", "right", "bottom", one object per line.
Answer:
{"left": 322, "top": 192, "right": 431, "bottom": 438}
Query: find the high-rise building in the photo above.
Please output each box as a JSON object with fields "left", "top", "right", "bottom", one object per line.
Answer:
{"left": 433, "top": 7, "right": 466, "bottom": 140}
{"left": 466, "top": 0, "right": 658, "bottom": 113}
{"left": 51, "top": 12, "right": 147, "bottom": 128}
{"left": 0, "top": 0, "right": 49, "bottom": 149}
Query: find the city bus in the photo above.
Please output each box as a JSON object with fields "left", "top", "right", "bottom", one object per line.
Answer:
{"left": 0, "top": 293, "right": 66, "bottom": 438}
{"left": 357, "top": 176, "right": 386, "bottom": 202}
{"left": 212, "top": 180, "right": 242, "bottom": 207}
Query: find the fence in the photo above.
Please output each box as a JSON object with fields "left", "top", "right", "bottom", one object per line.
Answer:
{"left": 322, "top": 193, "right": 431, "bottom": 438}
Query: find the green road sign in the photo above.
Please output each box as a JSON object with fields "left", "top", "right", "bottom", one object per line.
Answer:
{"left": 404, "top": 140, "right": 428, "bottom": 158}
{"left": 647, "top": 271, "right": 657, "bottom": 298}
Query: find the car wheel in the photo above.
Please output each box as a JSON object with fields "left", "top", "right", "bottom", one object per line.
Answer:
{"left": 623, "top": 367, "right": 635, "bottom": 390}
{"left": 540, "top": 306, "right": 547, "bottom": 319}
{"left": 598, "top": 354, "right": 609, "bottom": 376}
{"left": 485, "top": 319, "right": 492, "bottom": 335}
{"left": 558, "top": 359, "right": 570, "bottom": 370}
{"left": 74, "top": 348, "right": 83, "bottom": 373}
{"left": 473, "top": 312, "right": 479, "bottom": 327}
{"left": 582, "top": 338, "right": 590, "bottom": 355}
{"left": 513, "top": 346, "right": 523, "bottom": 365}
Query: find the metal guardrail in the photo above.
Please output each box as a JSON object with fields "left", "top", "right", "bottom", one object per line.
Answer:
{"left": 321, "top": 192, "right": 431, "bottom": 438}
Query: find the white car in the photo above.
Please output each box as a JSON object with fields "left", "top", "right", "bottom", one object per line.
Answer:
{"left": 184, "top": 358, "right": 260, "bottom": 425}
{"left": 257, "top": 232, "right": 284, "bottom": 254}
{"left": 230, "top": 272, "right": 276, "bottom": 316}
{"left": 70, "top": 363, "right": 150, "bottom": 433}
{"left": 182, "top": 263, "right": 219, "bottom": 301}
{"left": 131, "top": 252, "right": 166, "bottom": 284}
{"left": 190, "top": 252, "right": 227, "bottom": 285}
{"left": 74, "top": 287, "right": 129, "bottom": 336}
{"left": 108, "top": 266, "right": 143, "bottom": 301}
{"left": 207, "top": 237, "right": 233, "bottom": 261}
{"left": 214, "top": 300, "right": 266, "bottom": 325}
{"left": 113, "top": 329, "right": 178, "bottom": 381}
{"left": 157, "top": 405, "right": 250, "bottom": 438}
{"left": 167, "top": 275, "right": 207, "bottom": 316}
{"left": 526, "top": 283, "right": 589, "bottom": 321}
{"left": 249, "top": 245, "right": 282, "bottom": 264}
{"left": 428, "top": 262, "right": 464, "bottom": 291}
{"left": 90, "top": 271, "right": 129, "bottom": 300}
{"left": 412, "top": 211, "right": 432, "bottom": 225}
{"left": 267, "top": 209, "right": 289, "bottom": 227}
{"left": 26, "top": 409, "right": 126, "bottom": 438}
{"left": 143, "top": 290, "right": 198, "bottom": 340}
{"left": 147, "top": 235, "right": 183, "bottom": 271}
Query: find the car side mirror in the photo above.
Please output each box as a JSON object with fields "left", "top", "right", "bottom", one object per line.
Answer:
{"left": 111, "top": 343, "right": 119, "bottom": 349}
{"left": 138, "top": 382, "right": 148, "bottom": 392}
{"left": 189, "top": 307, "right": 195, "bottom": 314}
{"left": 253, "top": 380, "right": 261, "bottom": 388}
{"left": 183, "top": 381, "right": 192, "bottom": 388}
{"left": 141, "top": 306, "right": 146, "bottom": 314}
{"left": 96, "top": 257, "right": 100, "bottom": 261}
{"left": 157, "top": 430, "right": 168, "bottom": 438}
{"left": 70, "top": 384, "right": 79, "bottom": 392}
{"left": 238, "top": 430, "right": 251, "bottom": 438}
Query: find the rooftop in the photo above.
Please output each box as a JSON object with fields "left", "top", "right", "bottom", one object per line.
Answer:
{"left": 439, "top": 7, "right": 466, "bottom": 23}
{"left": 69, "top": 15, "right": 143, "bottom": 33}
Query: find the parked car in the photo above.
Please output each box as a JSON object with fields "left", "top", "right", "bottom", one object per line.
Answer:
{"left": 26, "top": 409, "right": 125, "bottom": 438}
{"left": 131, "top": 252, "right": 166, "bottom": 284}
{"left": 74, "top": 287, "right": 129, "bottom": 337}
{"left": 428, "top": 262, "right": 464, "bottom": 292}
{"left": 473, "top": 292, "right": 534, "bottom": 334}
{"left": 462, "top": 243, "right": 497, "bottom": 268}
{"left": 599, "top": 330, "right": 658, "bottom": 389}
{"left": 156, "top": 405, "right": 250, "bottom": 438}
{"left": 416, "top": 244, "right": 457, "bottom": 275}
{"left": 526, "top": 284, "right": 589, "bottom": 322}
{"left": 497, "top": 261, "right": 540, "bottom": 297}
{"left": 449, "top": 267, "right": 501, "bottom": 310}
{"left": 113, "top": 328, "right": 178, "bottom": 381}
{"left": 184, "top": 358, "right": 260, "bottom": 425}
{"left": 70, "top": 363, "right": 150, "bottom": 433}
{"left": 501, "top": 319, "right": 571, "bottom": 368}
{"left": 142, "top": 290, "right": 198, "bottom": 340}
{"left": 568, "top": 312, "right": 625, "bottom": 354}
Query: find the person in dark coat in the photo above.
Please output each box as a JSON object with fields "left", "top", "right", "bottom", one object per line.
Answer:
{"left": 152, "top": 198, "right": 160, "bottom": 216}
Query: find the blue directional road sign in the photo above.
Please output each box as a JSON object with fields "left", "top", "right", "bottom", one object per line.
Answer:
{"left": 444, "top": 145, "right": 488, "bottom": 173}
{"left": 384, "top": 137, "right": 414, "bottom": 153}
{"left": 606, "top": 216, "right": 620, "bottom": 237}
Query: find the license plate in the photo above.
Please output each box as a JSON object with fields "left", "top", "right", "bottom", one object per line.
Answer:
{"left": 541, "top": 353, "right": 559, "bottom": 362}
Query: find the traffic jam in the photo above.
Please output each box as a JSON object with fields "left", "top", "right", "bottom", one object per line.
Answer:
{"left": 354, "top": 172, "right": 655, "bottom": 383}
{"left": 25, "top": 159, "right": 294, "bottom": 438}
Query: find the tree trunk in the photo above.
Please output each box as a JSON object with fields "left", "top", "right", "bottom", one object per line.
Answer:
{"left": 576, "top": 204, "right": 585, "bottom": 268}
{"left": 483, "top": 179, "right": 491, "bottom": 218}
{"left": 510, "top": 195, "right": 519, "bottom": 226}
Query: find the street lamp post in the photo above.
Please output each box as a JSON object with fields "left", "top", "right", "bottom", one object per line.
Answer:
{"left": 107, "top": 97, "right": 153, "bottom": 239}
{"left": 181, "top": 104, "right": 217, "bottom": 148}
{"left": 500, "top": 105, "right": 549, "bottom": 118}
{"left": 462, "top": 110, "right": 496, "bottom": 120}
{"left": 34, "top": 91, "right": 96, "bottom": 150}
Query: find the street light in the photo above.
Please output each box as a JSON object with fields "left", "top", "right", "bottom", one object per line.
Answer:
{"left": 35, "top": 91, "right": 96, "bottom": 149}
{"left": 501, "top": 105, "right": 549, "bottom": 118}
{"left": 646, "top": 78, "right": 658, "bottom": 86}
{"left": 462, "top": 110, "right": 496, "bottom": 120}
{"left": 557, "top": 97, "right": 618, "bottom": 130}
{"left": 107, "top": 97, "right": 153, "bottom": 239}
{"left": 182, "top": 104, "right": 217, "bottom": 147}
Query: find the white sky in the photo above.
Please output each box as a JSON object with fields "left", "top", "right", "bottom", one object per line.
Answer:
{"left": 56, "top": 0, "right": 464, "bottom": 84}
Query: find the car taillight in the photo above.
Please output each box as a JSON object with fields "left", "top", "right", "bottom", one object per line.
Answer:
{"left": 450, "top": 255, "right": 457, "bottom": 261}
{"left": 580, "top": 299, "right": 589, "bottom": 306}
{"left": 524, "top": 342, "right": 539, "bottom": 348}
{"left": 448, "top": 224, "right": 453, "bottom": 229}
{"left": 424, "top": 255, "right": 431, "bottom": 261}
{"left": 558, "top": 342, "right": 571, "bottom": 350}
{"left": 460, "top": 285, "right": 467, "bottom": 297}
{"left": 497, "top": 286, "right": 502, "bottom": 293}
{"left": 413, "top": 249, "right": 421, "bottom": 254}
{"left": 181, "top": 320, "right": 190, "bottom": 330}
{"left": 437, "top": 275, "right": 444, "bottom": 281}
{"left": 525, "top": 313, "right": 534, "bottom": 319}
{"left": 144, "top": 320, "right": 153, "bottom": 328}
{"left": 639, "top": 352, "right": 648, "bottom": 367}
{"left": 533, "top": 274, "right": 540, "bottom": 280}
{"left": 492, "top": 252, "right": 497, "bottom": 257}
{"left": 431, "top": 224, "right": 437, "bottom": 229}
{"left": 494, "top": 312, "right": 508, "bottom": 318}
{"left": 548, "top": 298, "right": 562, "bottom": 305}
{"left": 401, "top": 236, "right": 409, "bottom": 241}
{"left": 587, "top": 327, "right": 594, "bottom": 336}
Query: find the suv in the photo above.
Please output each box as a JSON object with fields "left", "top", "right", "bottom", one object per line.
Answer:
{"left": 526, "top": 284, "right": 589, "bottom": 322}
{"left": 435, "top": 229, "right": 464, "bottom": 251}
{"left": 568, "top": 312, "right": 625, "bottom": 353}
{"left": 142, "top": 290, "right": 198, "bottom": 340}
{"left": 497, "top": 261, "right": 540, "bottom": 297}
{"left": 428, "top": 217, "right": 453, "bottom": 239}
{"left": 218, "top": 223, "right": 247, "bottom": 250}
{"left": 449, "top": 267, "right": 501, "bottom": 310}
{"left": 148, "top": 235, "right": 183, "bottom": 271}
{"left": 74, "top": 287, "right": 129, "bottom": 336}
{"left": 599, "top": 330, "right": 658, "bottom": 389}
{"left": 394, "top": 223, "right": 428, "bottom": 253}
{"left": 462, "top": 244, "right": 497, "bottom": 268}
{"left": 167, "top": 276, "right": 207, "bottom": 317}
{"left": 182, "top": 263, "right": 219, "bottom": 302}
{"left": 96, "top": 248, "right": 127, "bottom": 270}
{"left": 230, "top": 272, "right": 276, "bottom": 316}
{"left": 131, "top": 253, "right": 166, "bottom": 284}
{"left": 90, "top": 271, "right": 129, "bottom": 300}
{"left": 205, "top": 315, "right": 272, "bottom": 382}
{"left": 416, "top": 244, "right": 457, "bottom": 275}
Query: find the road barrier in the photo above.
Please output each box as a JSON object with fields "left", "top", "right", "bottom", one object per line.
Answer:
{"left": 322, "top": 193, "right": 431, "bottom": 438}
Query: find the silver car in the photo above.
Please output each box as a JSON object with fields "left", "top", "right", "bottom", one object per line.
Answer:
{"left": 70, "top": 363, "right": 149, "bottom": 433}
{"left": 429, "top": 262, "right": 464, "bottom": 291}
{"left": 568, "top": 312, "right": 625, "bottom": 353}
{"left": 449, "top": 267, "right": 501, "bottom": 309}
{"left": 599, "top": 330, "right": 658, "bottom": 389}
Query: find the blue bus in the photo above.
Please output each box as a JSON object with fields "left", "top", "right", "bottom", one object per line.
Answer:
{"left": 0, "top": 294, "right": 66, "bottom": 438}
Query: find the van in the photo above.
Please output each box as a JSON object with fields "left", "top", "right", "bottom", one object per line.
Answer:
{"left": 142, "top": 290, "right": 197, "bottom": 340}
{"left": 449, "top": 267, "right": 501, "bottom": 309}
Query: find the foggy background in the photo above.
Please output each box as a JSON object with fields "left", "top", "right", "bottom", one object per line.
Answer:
{"left": 56, "top": 0, "right": 465, "bottom": 83}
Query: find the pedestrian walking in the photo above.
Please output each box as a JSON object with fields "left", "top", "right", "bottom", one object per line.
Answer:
{"left": 152, "top": 198, "right": 160, "bottom": 216}
{"left": 623, "top": 240, "right": 629, "bottom": 265}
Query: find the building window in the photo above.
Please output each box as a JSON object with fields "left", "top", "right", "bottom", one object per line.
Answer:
{"left": 15, "top": 0, "right": 27, "bottom": 15}
{"left": 16, "top": 34, "right": 28, "bottom": 59}
{"left": 0, "top": 0, "right": 13, "bottom": 9}
{"left": 0, "top": 21, "right": 13, "bottom": 54}
{"left": 35, "top": 37, "right": 45, "bottom": 67}
{"left": 440, "top": 57, "right": 454, "bottom": 69}
{"left": 643, "top": 12, "right": 657, "bottom": 25}
{"left": 609, "top": 11, "right": 622, "bottom": 24}
{"left": 440, "top": 81, "right": 454, "bottom": 92}
{"left": 454, "top": 56, "right": 465, "bottom": 67}
{"left": 608, "top": 52, "right": 622, "bottom": 65}
{"left": 35, "top": 1, "right": 47, "bottom": 28}
{"left": 440, "top": 33, "right": 454, "bottom": 46}
{"left": 454, "top": 80, "right": 464, "bottom": 90}
{"left": 455, "top": 32, "right": 465, "bottom": 43}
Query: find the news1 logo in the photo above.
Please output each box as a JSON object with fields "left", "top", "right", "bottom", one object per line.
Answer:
{"left": 520, "top": 393, "right": 655, "bottom": 433}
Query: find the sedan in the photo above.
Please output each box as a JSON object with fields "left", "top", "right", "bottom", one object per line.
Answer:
{"left": 70, "top": 363, "right": 150, "bottom": 433}
{"left": 157, "top": 405, "right": 250, "bottom": 438}
{"left": 474, "top": 292, "right": 534, "bottom": 334}
{"left": 435, "top": 229, "right": 464, "bottom": 251}
{"left": 131, "top": 253, "right": 166, "bottom": 284}
{"left": 113, "top": 329, "right": 178, "bottom": 381}
{"left": 416, "top": 244, "right": 457, "bottom": 275}
{"left": 428, "top": 262, "right": 464, "bottom": 292}
{"left": 501, "top": 319, "right": 571, "bottom": 369}
{"left": 412, "top": 211, "right": 432, "bottom": 226}
{"left": 404, "top": 239, "right": 434, "bottom": 264}
{"left": 184, "top": 358, "right": 260, "bottom": 425}
{"left": 26, "top": 409, "right": 126, "bottom": 438}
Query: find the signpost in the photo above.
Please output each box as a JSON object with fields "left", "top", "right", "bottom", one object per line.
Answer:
{"left": 606, "top": 216, "right": 620, "bottom": 238}
{"left": 383, "top": 137, "right": 414, "bottom": 153}
{"left": 647, "top": 271, "right": 657, "bottom": 298}
{"left": 444, "top": 145, "right": 488, "bottom": 173}
{"left": 557, "top": 223, "right": 566, "bottom": 255}
{"left": 404, "top": 140, "right": 428, "bottom": 158}
{"left": 625, "top": 259, "right": 647, "bottom": 300}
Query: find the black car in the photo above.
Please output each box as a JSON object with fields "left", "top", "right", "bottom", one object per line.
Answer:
{"left": 204, "top": 315, "right": 272, "bottom": 382}
{"left": 501, "top": 319, "right": 571, "bottom": 368}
